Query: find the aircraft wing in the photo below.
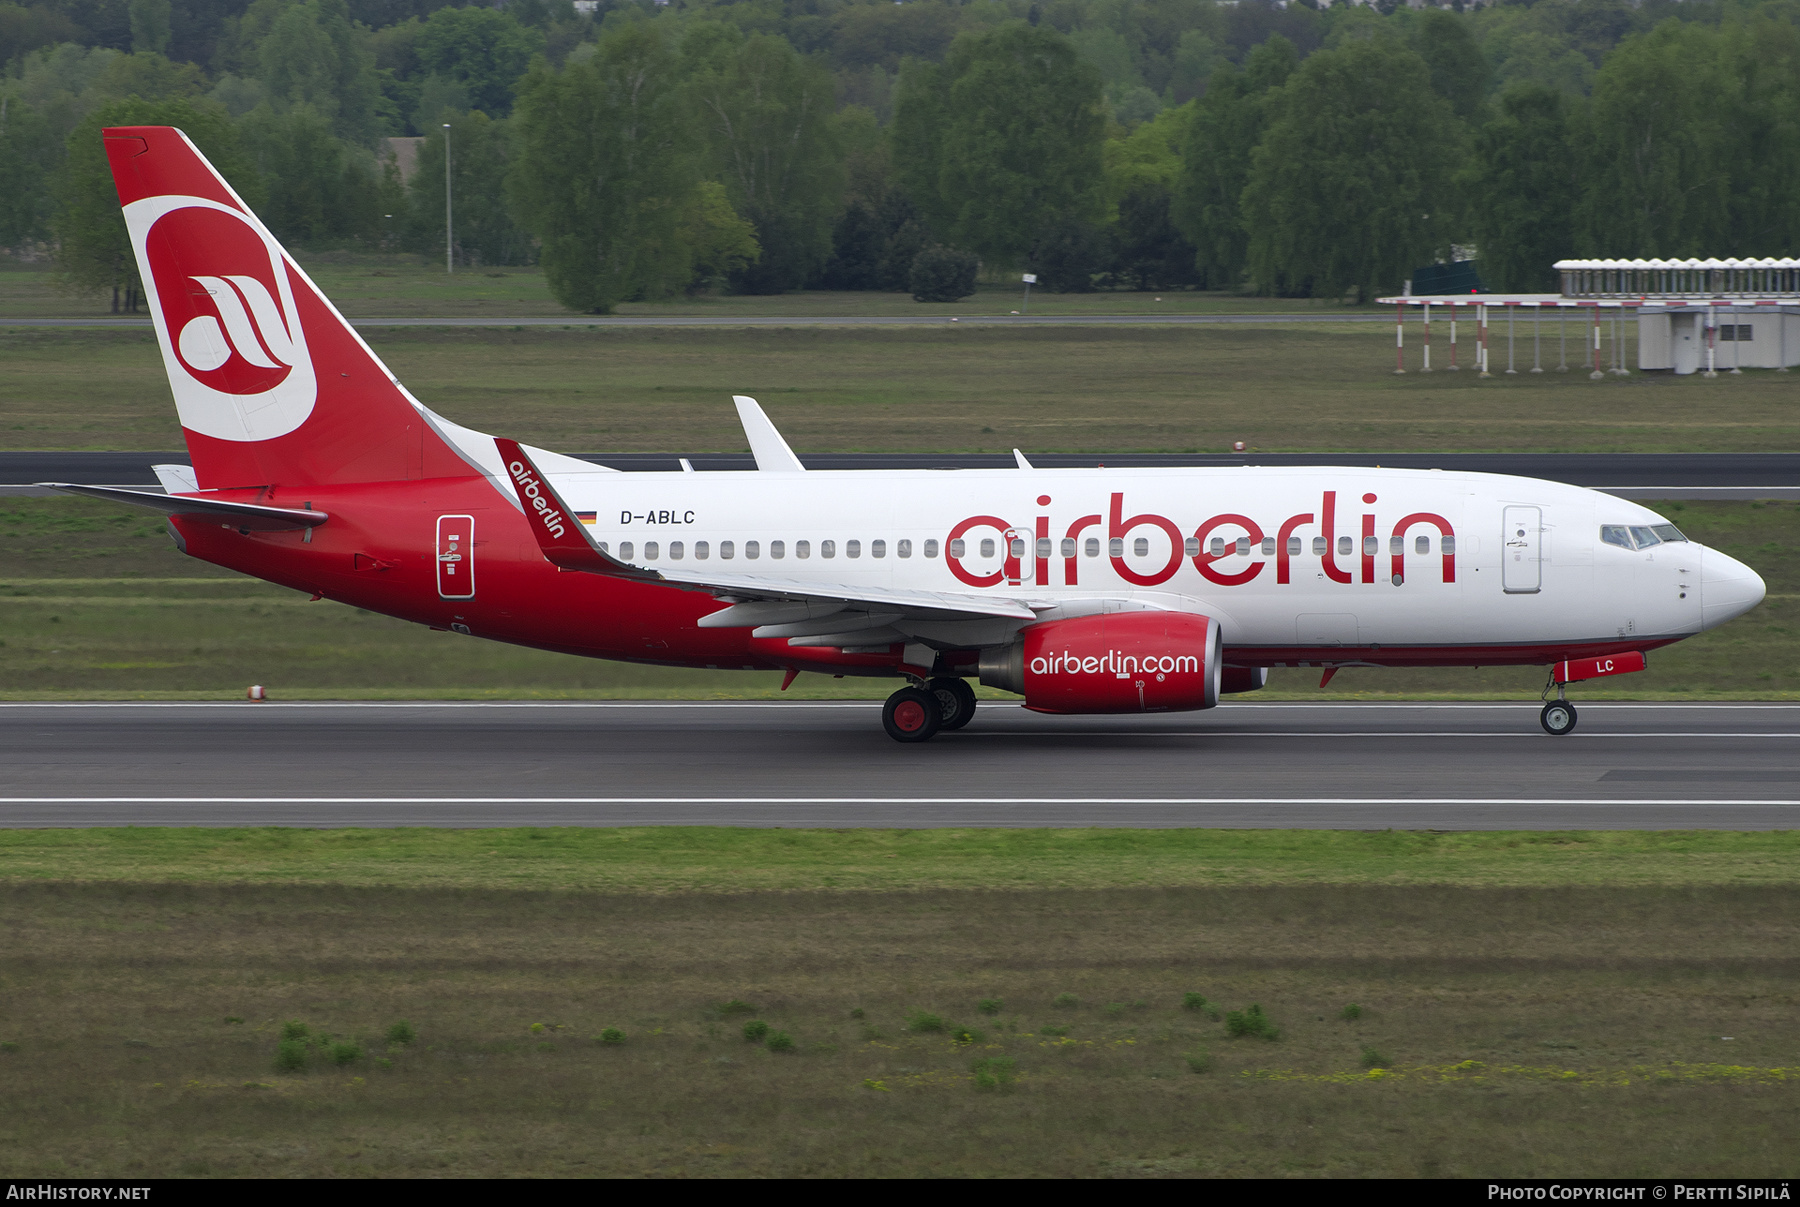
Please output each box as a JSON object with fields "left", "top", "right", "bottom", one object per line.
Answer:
{"left": 494, "top": 439, "right": 1040, "bottom": 644}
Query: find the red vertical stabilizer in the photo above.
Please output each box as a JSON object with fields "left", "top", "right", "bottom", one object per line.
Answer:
{"left": 104, "top": 126, "right": 470, "bottom": 490}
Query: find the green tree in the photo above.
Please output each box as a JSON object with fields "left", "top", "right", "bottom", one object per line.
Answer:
{"left": 0, "top": 90, "right": 59, "bottom": 246}
{"left": 509, "top": 22, "right": 697, "bottom": 312}
{"left": 408, "top": 109, "right": 532, "bottom": 267}
{"left": 241, "top": 102, "right": 381, "bottom": 245}
{"left": 1467, "top": 82, "right": 1576, "bottom": 292}
{"left": 681, "top": 179, "right": 759, "bottom": 292}
{"left": 416, "top": 5, "right": 542, "bottom": 119}
{"left": 127, "top": 0, "right": 169, "bottom": 54}
{"left": 1170, "top": 33, "right": 1294, "bottom": 288}
{"left": 1413, "top": 9, "right": 1490, "bottom": 121}
{"left": 685, "top": 27, "right": 842, "bottom": 293}
{"left": 1577, "top": 20, "right": 1728, "bottom": 258}
{"left": 52, "top": 97, "right": 262, "bottom": 311}
{"left": 1242, "top": 36, "right": 1464, "bottom": 300}
{"left": 256, "top": 0, "right": 381, "bottom": 145}
{"left": 894, "top": 21, "right": 1105, "bottom": 269}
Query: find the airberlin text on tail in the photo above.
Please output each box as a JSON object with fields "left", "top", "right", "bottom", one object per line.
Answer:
{"left": 104, "top": 125, "right": 463, "bottom": 490}
{"left": 495, "top": 438, "right": 651, "bottom": 579}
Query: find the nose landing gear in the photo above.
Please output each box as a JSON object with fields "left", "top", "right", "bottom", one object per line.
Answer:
{"left": 1539, "top": 669, "right": 1578, "bottom": 736}
{"left": 1539, "top": 698, "right": 1578, "bottom": 735}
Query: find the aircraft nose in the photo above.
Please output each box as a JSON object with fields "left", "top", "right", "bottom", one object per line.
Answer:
{"left": 1699, "top": 544, "right": 1766, "bottom": 630}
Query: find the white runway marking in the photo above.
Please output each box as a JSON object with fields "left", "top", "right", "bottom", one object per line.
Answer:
{"left": 2, "top": 796, "right": 1796, "bottom": 806}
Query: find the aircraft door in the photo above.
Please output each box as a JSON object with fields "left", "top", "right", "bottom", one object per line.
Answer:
{"left": 1502, "top": 506, "right": 1541, "bottom": 594}
{"left": 437, "top": 514, "right": 475, "bottom": 599}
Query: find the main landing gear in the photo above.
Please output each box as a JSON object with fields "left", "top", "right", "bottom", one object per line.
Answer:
{"left": 883, "top": 677, "right": 978, "bottom": 743}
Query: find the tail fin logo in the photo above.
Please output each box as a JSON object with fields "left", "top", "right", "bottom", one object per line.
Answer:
{"left": 125, "top": 195, "right": 317, "bottom": 443}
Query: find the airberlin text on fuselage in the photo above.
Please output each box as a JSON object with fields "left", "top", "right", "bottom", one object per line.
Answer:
{"left": 507, "top": 460, "right": 567, "bottom": 539}
{"left": 1034, "top": 649, "right": 1201, "bottom": 677}
{"left": 947, "top": 489, "right": 1458, "bottom": 591}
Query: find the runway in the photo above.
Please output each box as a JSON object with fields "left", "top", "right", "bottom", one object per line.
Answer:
{"left": 5, "top": 313, "right": 1391, "bottom": 330}
{"left": 7, "top": 451, "right": 1800, "bottom": 500}
{"left": 2, "top": 701, "right": 1796, "bottom": 829}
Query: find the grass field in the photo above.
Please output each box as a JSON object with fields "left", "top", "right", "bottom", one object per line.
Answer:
{"left": 7, "top": 319, "right": 1793, "bottom": 456}
{"left": 2, "top": 867, "right": 1794, "bottom": 1176}
{"left": 0, "top": 255, "right": 1380, "bottom": 320}
{"left": 1, "top": 495, "right": 1795, "bottom": 699}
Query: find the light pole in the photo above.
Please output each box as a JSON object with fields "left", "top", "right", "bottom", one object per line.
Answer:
{"left": 1021, "top": 272, "right": 1035, "bottom": 314}
{"left": 443, "top": 122, "right": 452, "bottom": 275}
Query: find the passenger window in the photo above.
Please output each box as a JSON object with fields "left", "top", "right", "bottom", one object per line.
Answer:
{"left": 846, "top": 540, "right": 860, "bottom": 558}
{"left": 980, "top": 538, "right": 995, "bottom": 559}
{"left": 719, "top": 540, "right": 733, "bottom": 559}
{"left": 897, "top": 539, "right": 912, "bottom": 558}
{"left": 821, "top": 540, "right": 835, "bottom": 558}
{"left": 1009, "top": 538, "right": 1025, "bottom": 558}
{"left": 1629, "top": 526, "right": 1661, "bottom": 549}
{"left": 598, "top": 542, "right": 609, "bottom": 555}
{"left": 1288, "top": 537, "right": 1302, "bottom": 556}
{"left": 1441, "top": 535, "right": 1456, "bottom": 555}
{"left": 1651, "top": 524, "right": 1687, "bottom": 543}
{"left": 1134, "top": 538, "right": 1149, "bottom": 557}
{"left": 1599, "top": 525, "right": 1632, "bottom": 549}
{"left": 1086, "top": 538, "right": 1100, "bottom": 557}
{"left": 1061, "top": 537, "right": 1076, "bottom": 558}
{"left": 872, "top": 540, "right": 885, "bottom": 558}
{"left": 745, "top": 540, "right": 758, "bottom": 559}
{"left": 1236, "top": 537, "right": 1250, "bottom": 556}
{"left": 1036, "top": 537, "right": 1052, "bottom": 559}
{"left": 1109, "top": 537, "right": 1124, "bottom": 558}
{"left": 769, "top": 540, "right": 782, "bottom": 558}
{"left": 695, "top": 541, "right": 709, "bottom": 560}
{"left": 1210, "top": 537, "right": 1225, "bottom": 557}
{"left": 669, "top": 541, "right": 684, "bottom": 559}
{"left": 1262, "top": 538, "right": 1275, "bottom": 556}
{"left": 1362, "top": 536, "right": 1377, "bottom": 556}
{"left": 619, "top": 541, "right": 633, "bottom": 560}
{"left": 1415, "top": 535, "right": 1429, "bottom": 554}
{"left": 1338, "top": 536, "right": 1353, "bottom": 556}
{"left": 948, "top": 539, "right": 965, "bottom": 558}
{"left": 796, "top": 540, "right": 810, "bottom": 559}
{"left": 644, "top": 541, "right": 659, "bottom": 560}
{"left": 925, "top": 539, "right": 939, "bottom": 558}
{"left": 1184, "top": 536, "right": 1200, "bottom": 557}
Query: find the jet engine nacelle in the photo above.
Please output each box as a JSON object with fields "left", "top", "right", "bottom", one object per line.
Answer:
{"left": 978, "top": 612, "right": 1222, "bottom": 714}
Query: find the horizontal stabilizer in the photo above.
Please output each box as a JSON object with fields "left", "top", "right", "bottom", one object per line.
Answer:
{"left": 493, "top": 438, "right": 658, "bottom": 579}
{"left": 37, "top": 482, "right": 326, "bottom": 531}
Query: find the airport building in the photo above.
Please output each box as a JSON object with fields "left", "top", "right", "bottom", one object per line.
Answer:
{"left": 1379, "top": 256, "right": 1800, "bottom": 377}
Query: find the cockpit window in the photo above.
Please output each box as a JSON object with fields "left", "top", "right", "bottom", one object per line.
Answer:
{"left": 1603, "top": 523, "right": 1688, "bottom": 550}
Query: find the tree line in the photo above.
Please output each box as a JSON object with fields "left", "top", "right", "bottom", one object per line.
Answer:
{"left": 3, "top": 0, "right": 1799, "bottom": 312}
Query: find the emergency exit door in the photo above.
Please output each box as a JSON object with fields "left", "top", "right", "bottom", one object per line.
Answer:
{"left": 1502, "top": 506, "right": 1540, "bottom": 594}
{"left": 437, "top": 514, "right": 475, "bottom": 599}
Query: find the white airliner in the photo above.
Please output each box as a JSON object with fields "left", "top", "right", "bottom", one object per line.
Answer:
{"left": 47, "top": 126, "right": 1768, "bottom": 741}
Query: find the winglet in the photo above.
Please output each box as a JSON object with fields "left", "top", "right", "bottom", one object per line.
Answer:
{"left": 733, "top": 396, "right": 806, "bottom": 473}
{"left": 1013, "top": 449, "right": 1034, "bottom": 469}
{"left": 494, "top": 438, "right": 657, "bottom": 579}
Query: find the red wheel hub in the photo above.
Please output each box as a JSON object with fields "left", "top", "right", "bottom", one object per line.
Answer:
{"left": 892, "top": 700, "right": 928, "bottom": 732}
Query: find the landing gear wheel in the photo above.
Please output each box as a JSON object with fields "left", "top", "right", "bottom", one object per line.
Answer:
{"left": 883, "top": 687, "right": 942, "bottom": 743}
{"left": 928, "top": 677, "right": 977, "bottom": 731}
{"left": 1540, "top": 700, "right": 1578, "bottom": 736}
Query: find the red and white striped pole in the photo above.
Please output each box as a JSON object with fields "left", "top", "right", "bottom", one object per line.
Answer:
{"left": 1448, "top": 304, "right": 1458, "bottom": 370}
{"left": 1394, "top": 300, "right": 1406, "bottom": 374}
{"left": 1422, "top": 302, "right": 1432, "bottom": 371}
{"left": 1478, "top": 304, "right": 1491, "bottom": 377}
